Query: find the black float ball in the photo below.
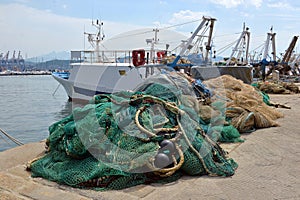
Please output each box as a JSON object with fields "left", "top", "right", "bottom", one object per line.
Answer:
{"left": 159, "top": 139, "right": 175, "bottom": 154}
{"left": 154, "top": 153, "right": 170, "bottom": 169}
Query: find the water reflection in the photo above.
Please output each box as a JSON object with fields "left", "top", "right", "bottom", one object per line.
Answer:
{"left": 54, "top": 100, "right": 87, "bottom": 121}
{"left": 0, "top": 75, "right": 90, "bottom": 152}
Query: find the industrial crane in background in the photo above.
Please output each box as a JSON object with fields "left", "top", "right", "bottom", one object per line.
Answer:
{"left": 0, "top": 51, "right": 10, "bottom": 65}
{"left": 0, "top": 50, "right": 25, "bottom": 71}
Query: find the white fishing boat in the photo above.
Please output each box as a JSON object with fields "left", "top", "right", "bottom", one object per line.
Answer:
{"left": 52, "top": 16, "right": 217, "bottom": 101}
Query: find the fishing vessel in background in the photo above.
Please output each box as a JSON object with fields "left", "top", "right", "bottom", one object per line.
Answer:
{"left": 52, "top": 16, "right": 218, "bottom": 101}
{"left": 190, "top": 23, "right": 253, "bottom": 84}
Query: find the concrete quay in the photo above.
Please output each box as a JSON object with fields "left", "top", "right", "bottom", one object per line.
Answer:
{"left": 0, "top": 94, "right": 299, "bottom": 200}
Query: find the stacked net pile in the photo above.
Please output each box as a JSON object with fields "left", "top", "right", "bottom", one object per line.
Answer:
{"left": 252, "top": 81, "right": 300, "bottom": 94}
{"left": 27, "top": 73, "right": 238, "bottom": 190}
{"left": 203, "top": 75, "right": 284, "bottom": 133}
{"left": 135, "top": 73, "right": 242, "bottom": 143}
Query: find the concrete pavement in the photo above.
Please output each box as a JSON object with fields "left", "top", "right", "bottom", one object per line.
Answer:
{"left": 0, "top": 94, "right": 299, "bottom": 200}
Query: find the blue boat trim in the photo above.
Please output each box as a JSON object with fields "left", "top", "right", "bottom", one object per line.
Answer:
{"left": 74, "top": 86, "right": 110, "bottom": 97}
{"left": 52, "top": 72, "right": 70, "bottom": 79}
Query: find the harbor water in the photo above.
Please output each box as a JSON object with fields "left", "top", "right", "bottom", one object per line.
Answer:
{"left": 0, "top": 75, "right": 76, "bottom": 152}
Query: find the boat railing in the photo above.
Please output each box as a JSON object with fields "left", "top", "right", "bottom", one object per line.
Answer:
{"left": 71, "top": 50, "right": 171, "bottom": 66}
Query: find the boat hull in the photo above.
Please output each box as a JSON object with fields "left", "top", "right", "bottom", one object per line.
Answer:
{"left": 190, "top": 65, "right": 253, "bottom": 84}
{"left": 52, "top": 63, "right": 151, "bottom": 101}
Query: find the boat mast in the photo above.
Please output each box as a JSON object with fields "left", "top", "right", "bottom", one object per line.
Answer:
{"left": 85, "top": 19, "right": 105, "bottom": 63}
{"left": 204, "top": 18, "right": 215, "bottom": 62}
{"left": 263, "top": 27, "right": 276, "bottom": 61}
{"left": 94, "top": 20, "right": 105, "bottom": 62}
{"left": 147, "top": 28, "right": 159, "bottom": 63}
{"left": 226, "top": 23, "right": 250, "bottom": 66}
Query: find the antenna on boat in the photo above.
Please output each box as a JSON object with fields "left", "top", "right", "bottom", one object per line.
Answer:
{"left": 84, "top": 19, "right": 105, "bottom": 62}
{"left": 262, "top": 26, "right": 276, "bottom": 62}
{"left": 146, "top": 28, "right": 160, "bottom": 63}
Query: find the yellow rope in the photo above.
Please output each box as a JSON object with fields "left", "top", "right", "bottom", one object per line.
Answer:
{"left": 155, "top": 143, "right": 185, "bottom": 177}
{"left": 176, "top": 115, "right": 217, "bottom": 176}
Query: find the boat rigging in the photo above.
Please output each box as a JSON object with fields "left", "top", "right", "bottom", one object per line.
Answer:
{"left": 52, "top": 16, "right": 219, "bottom": 101}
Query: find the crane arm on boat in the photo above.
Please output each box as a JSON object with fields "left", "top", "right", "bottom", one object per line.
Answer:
{"left": 168, "top": 16, "right": 216, "bottom": 69}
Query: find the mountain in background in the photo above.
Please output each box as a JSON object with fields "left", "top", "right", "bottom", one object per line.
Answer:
{"left": 25, "top": 51, "right": 70, "bottom": 62}
{"left": 21, "top": 50, "right": 224, "bottom": 71}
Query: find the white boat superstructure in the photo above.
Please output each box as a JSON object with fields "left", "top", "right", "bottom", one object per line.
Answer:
{"left": 52, "top": 16, "right": 217, "bottom": 101}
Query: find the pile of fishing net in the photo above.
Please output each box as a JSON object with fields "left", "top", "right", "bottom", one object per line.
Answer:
{"left": 203, "top": 75, "right": 284, "bottom": 133}
{"left": 252, "top": 81, "right": 300, "bottom": 94}
{"left": 137, "top": 73, "right": 242, "bottom": 143}
{"left": 27, "top": 73, "right": 240, "bottom": 190}
{"left": 27, "top": 73, "right": 284, "bottom": 190}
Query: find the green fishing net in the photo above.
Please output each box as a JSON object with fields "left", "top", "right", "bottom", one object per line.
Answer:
{"left": 28, "top": 73, "right": 239, "bottom": 190}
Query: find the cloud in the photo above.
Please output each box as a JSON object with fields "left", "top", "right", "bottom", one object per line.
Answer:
{"left": 260, "top": 12, "right": 300, "bottom": 22}
{"left": 13, "top": 0, "right": 30, "bottom": 3}
{"left": 209, "top": 0, "right": 243, "bottom": 8}
{"left": 159, "top": 1, "right": 167, "bottom": 5}
{"left": 150, "top": 10, "right": 204, "bottom": 29}
{"left": 267, "top": 2, "right": 294, "bottom": 10}
{"left": 0, "top": 3, "right": 142, "bottom": 58}
{"left": 249, "top": 0, "right": 263, "bottom": 8}
{"left": 168, "top": 10, "right": 210, "bottom": 24}
{"left": 0, "top": 3, "right": 88, "bottom": 57}
{"left": 209, "top": 0, "right": 262, "bottom": 8}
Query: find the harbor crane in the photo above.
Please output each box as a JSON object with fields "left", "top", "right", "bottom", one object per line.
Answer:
{"left": 0, "top": 50, "right": 25, "bottom": 70}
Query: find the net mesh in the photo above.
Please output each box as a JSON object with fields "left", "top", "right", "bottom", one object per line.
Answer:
{"left": 203, "top": 75, "right": 284, "bottom": 133}
{"left": 27, "top": 74, "right": 281, "bottom": 190}
{"left": 253, "top": 81, "right": 300, "bottom": 94}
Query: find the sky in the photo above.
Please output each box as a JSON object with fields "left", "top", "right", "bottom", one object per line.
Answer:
{"left": 1, "top": 0, "right": 300, "bottom": 60}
